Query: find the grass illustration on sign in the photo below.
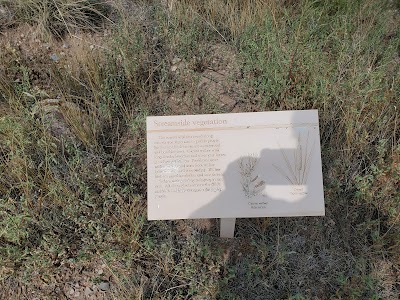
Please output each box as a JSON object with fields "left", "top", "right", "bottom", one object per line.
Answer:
{"left": 273, "top": 129, "right": 315, "bottom": 185}
{"left": 238, "top": 154, "right": 266, "bottom": 198}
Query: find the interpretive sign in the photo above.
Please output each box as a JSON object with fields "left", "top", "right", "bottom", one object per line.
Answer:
{"left": 147, "top": 110, "right": 325, "bottom": 236}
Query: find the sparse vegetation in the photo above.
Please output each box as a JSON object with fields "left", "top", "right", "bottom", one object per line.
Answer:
{"left": 0, "top": 0, "right": 399, "bottom": 299}
{"left": 1, "top": 0, "right": 110, "bottom": 37}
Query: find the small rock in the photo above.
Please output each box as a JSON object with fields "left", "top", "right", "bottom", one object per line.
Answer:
{"left": 62, "top": 42, "right": 70, "bottom": 49}
{"left": 97, "top": 268, "right": 103, "bottom": 275}
{"left": 98, "top": 281, "right": 110, "bottom": 291}
{"left": 84, "top": 286, "right": 92, "bottom": 296}
{"left": 69, "top": 288, "right": 75, "bottom": 295}
{"left": 31, "top": 99, "right": 82, "bottom": 144}
{"left": 171, "top": 57, "right": 183, "bottom": 72}
{"left": 90, "top": 45, "right": 95, "bottom": 50}
{"left": 172, "top": 57, "right": 181, "bottom": 65}
{"left": 50, "top": 53, "right": 59, "bottom": 62}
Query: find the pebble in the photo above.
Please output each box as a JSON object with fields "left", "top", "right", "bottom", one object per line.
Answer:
{"left": 172, "top": 57, "right": 182, "bottom": 65}
{"left": 171, "top": 57, "right": 182, "bottom": 72}
{"left": 85, "top": 286, "right": 92, "bottom": 296}
{"left": 98, "top": 281, "right": 110, "bottom": 291}
{"left": 50, "top": 53, "right": 59, "bottom": 62}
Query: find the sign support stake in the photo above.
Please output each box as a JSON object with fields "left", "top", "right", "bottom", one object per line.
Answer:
{"left": 220, "top": 218, "right": 236, "bottom": 238}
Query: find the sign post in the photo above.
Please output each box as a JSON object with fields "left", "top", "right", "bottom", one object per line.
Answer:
{"left": 146, "top": 110, "right": 325, "bottom": 237}
{"left": 220, "top": 218, "right": 236, "bottom": 238}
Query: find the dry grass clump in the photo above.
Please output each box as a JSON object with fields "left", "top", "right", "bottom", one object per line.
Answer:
{"left": 0, "top": 0, "right": 111, "bottom": 37}
{"left": 167, "top": 0, "right": 278, "bottom": 41}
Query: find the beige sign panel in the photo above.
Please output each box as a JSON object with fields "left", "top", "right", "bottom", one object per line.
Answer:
{"left": 147, "top": 110, "right": 325, "bottom": 220}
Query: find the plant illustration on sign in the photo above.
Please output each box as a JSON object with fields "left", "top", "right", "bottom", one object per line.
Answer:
{"left": 273, "top": 129, "right": 315, "bottom": 185}
{"left": 238, "top": 154, "right": 267, "bottom": 198}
